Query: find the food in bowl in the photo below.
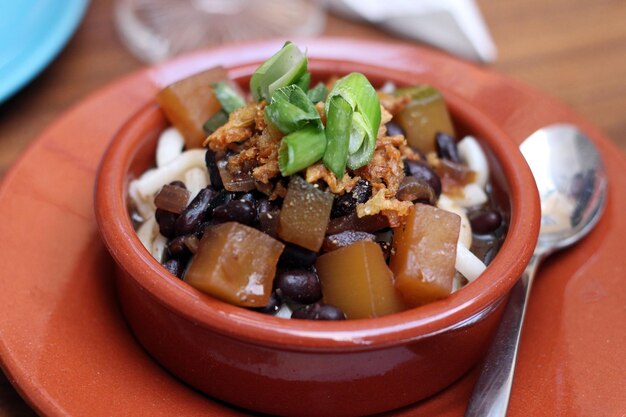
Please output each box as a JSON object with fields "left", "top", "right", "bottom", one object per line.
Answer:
{"left": 128, "top": 42, "right": 506, "bottom": 320}
{"left": 95, "top": 38, "right": 541, "bottom": 417}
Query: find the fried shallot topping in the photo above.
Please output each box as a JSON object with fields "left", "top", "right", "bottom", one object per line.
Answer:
{"left": 305, "top": 163, "right": 360, "bottom": 194}
{"left": 203, "top": 102, "right": 261, "bottom": 151}
{"left": 355, "top": 134, "right": 406, "bottom": 198}
{"left": 203, "top": 87, "right": 420, "bottom": 226}
{"left": 378, "top": 91, "right": 411, "bottom": 116}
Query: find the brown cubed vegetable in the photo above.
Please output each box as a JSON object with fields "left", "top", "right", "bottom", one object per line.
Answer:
{"left": 390, "top": 204, "right": 460, "bottom": 307}
{"left": 184, "top": 222, "right": 284, "bottom": 307}
{"left": 154, "top": 184, "right": 190, "bottom": 214}
{"left": 278, "top": 176, "right": 334, "bottom": 252}
{"left": 316, "top": 241, "right": 406, "bottom": 319}
{"left": 217, "top": 159, "right": 256, "bottom": 192}
{"left": 394, "top": 85, "right": 455, "bottom": 154}
{"left": 156, "top": 66, "right": 229, "bottom": 148}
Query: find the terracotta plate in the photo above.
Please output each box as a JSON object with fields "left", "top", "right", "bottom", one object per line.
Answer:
{"left": 0, "top": 39, "right": 624, "bottom": 417}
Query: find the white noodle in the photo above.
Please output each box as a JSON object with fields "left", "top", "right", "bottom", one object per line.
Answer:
{"left": 451, "top": 272, "right": 467, "bottom": 293}
{"left": 151, "top": 233, "right": 169, "bottom": 263}
{"left": 275, "top": 304, "right": 293, "bottom": 319}
{"left": 458, "top": 135, "right": 489, "bottom": 188}
{"left": 455, "top": 243, "right": 486, "bottom": 282}
{"left": 133, "top": 149, "right": 206, "bottom": 199}
{"left": 184, "top": 167, "right": 210, "bottom": 203}
{"left": 453, "top": 183, "right": 488, "bottom": 208}
{"left": 136, "top": 215, "right": 158, "bottom": 251}
{"left": 156, "top": 127, "right": 185, "bottom": 168}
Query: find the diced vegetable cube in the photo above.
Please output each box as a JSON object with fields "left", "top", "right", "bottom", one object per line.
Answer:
{"left": 278, "top": 176, "right": 333, "bottom": 251}
{"left": 184, "top": 222, "right": 284, "bottom": 307}
{"left": 394, "top": 85, "right": 455, "bottom": 154}
{"left": 390, "top": 204, "right": 460, "bottom": 306}
{"left": 316, "top": 241, "right": 406, "bottom": 319}
{"left": 154, "top": 184, "right": 190, "bottom": 214}
{"left": 156, "top": 66, "right": 229, "bottom": 148}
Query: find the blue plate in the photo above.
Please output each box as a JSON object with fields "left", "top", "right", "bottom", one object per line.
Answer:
{"left": 0, "top": 0, "right": 89, "bottom": 103}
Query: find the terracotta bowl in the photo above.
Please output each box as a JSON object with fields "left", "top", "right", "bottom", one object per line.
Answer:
{"left": 95, "top": 58, "right": 540, "bottom": 417}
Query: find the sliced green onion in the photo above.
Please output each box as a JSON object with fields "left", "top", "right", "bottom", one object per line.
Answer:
{"left": 294, "top": 72, "right": 311, "bottom": 92}
{"left": 324, "top": 72, "right": 381, "bottom": 172}
{"left": 347, "top": 112, "right": 375, "bottom": 169}
{"left": 212, "top": 82, "right": 245, "bottom": 114}
{"left": 203, "top": 110, "right": 229, "bottom": 133}
{"left": 307, "top": 82, "right": 328, "bottom": 104}
{"left": 278, "top": 125, "right": 327, "bottom": 176}
{"left": 250, "top": 42, "right": 308, "bottom": 102}
{"left": 323, "top": 95, "right": 353, "bottom": 178}
{"left": 264, "top": 85, "right": 321, "bottom": 134}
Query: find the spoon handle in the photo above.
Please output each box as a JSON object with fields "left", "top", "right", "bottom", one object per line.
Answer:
{"left": 464, "top": 254, "right": 541, "bottom": 417}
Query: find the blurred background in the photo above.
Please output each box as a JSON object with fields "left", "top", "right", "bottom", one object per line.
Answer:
{"left": 0, "top": 0, "right": 625, "bottom": 414}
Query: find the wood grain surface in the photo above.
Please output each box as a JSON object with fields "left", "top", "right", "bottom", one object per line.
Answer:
{"left": 0, "top": 0, "right": 624, "bottom": 415}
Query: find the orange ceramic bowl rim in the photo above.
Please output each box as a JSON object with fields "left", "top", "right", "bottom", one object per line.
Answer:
{"left": 95, "top": 56, "right": 540, "bottom": 352}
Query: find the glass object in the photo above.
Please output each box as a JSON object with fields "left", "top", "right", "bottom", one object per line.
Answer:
{"left": 114, "top": 0, "right": 326, "bottom": 63}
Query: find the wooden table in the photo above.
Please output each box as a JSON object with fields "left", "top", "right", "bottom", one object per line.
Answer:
{"left": 0, "top": 0, "right": 624, "bottom": 415}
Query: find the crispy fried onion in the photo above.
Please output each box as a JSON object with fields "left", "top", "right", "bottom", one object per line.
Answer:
{"left": 202, "top": 90, "right": 420, "bottom": 226}
{"left": 305, "top": 163, "right": 360, "bottom": 194}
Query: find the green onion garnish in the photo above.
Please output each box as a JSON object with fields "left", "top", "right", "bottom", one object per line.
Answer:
{"left": 323, "top": 96, "right": 353, "bottom": 178}
{"left": 324, "top": 72, "right": 381, "bottom": 173}
{"left": 212, "top": 82, "right": 245, "bottom": 114}
{"left": 278, "top": 124, "right": 327, "bottom": 176}
{"left": 294, "top": 72, "right": 311, "bottom": 93}
{"left": 264, "top": 85, "right": 321, "bottom": 134}
{"left": 203, "top": 110, "right": 229, "bottom": 133}
{"left": 250, "top": 42, "right": 308, "bottom": 102}
{"left": 307, "top": 82, "right": 328, "bottom": 104}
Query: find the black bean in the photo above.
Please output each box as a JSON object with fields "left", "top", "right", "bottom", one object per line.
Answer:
{"left": 396, "top": 176, "right": 437, "bottom": 205}
{"left": 162, "top": 259, "right": 183, "bottom": 278}
{"left": 326, "top": 213, "right": 390, "bottom": 235}
{"left": 292, "top": 303, "right": 346, "bottom": 320}
{"left": 155, "top": 209, "right": 178, "bottom": 239}
{"left": 257, "top": 200, "right": 280, "bottom": 237}
{"left": 275, "top": 270, "right": 322, "bottom": 304}
{"left": 237, "top": 192, "right": 257, "bottom": 205}
{"left": 468, "top": 210, "right": 503, "bottom": 235}
{"left": 212, "top": 200, "right": 256, "bottom": 226}
{"left": 403, "top": 160, "right": 442, "bottom": 198}
{"left": 322, "top": 230, "right": 375, "bottom": 252}
{"left": 385, "top": 122, "right": 405, "bottom": 136}
{"left": 278, "top": 243, "right": 317, "bottom": 268}
{"left": 256, "top": 199, "right": 277, "bottom": 218}
{"left": 208, "top": 189, "right": 236, "bottom": 214}
{"left": 168, "top": 236, "right": 191, "bottom": 259}
{"left": 251, "top": 291, "right": 282, "bottom": 314}
{"left": 331, "top": 179, "right": 372, "bottom": 218}
{"left": 435, "top": 132, "right": 461, "bottom": 163}
{"left": 374, "top": 229, "right": 393, "bottom": 261}
{"left": 174, "top": 188, "right": 215, "bottom": 236}
{"left": 205, "top": 150, "right": 223, "bottom": 190}
{"left": 183, "top": 235, "right": 199, "bottom": 255}
{"left": 256, "top": 198, "right": 271, "bottom": 214}
{"left": 470, "top": 235, "right": 503, "bottom": 265}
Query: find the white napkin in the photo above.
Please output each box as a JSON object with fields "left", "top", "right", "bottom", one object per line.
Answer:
{"left": 330, "top": 0, "right": 497, "bottom": 63}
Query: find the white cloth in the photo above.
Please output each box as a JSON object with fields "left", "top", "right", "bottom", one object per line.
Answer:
{"left": 330, "top": 0, "right": 497, "bottom": 63}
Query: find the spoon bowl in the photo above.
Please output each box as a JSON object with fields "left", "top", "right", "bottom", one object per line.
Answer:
{"left": 520, "top": 123, "right": 608, "bottom": 254}
{"left": 465, "top": 123, "right": 608, "bottom": 417}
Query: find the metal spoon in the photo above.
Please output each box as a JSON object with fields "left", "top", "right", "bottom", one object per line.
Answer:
{"left": 464, "top": 123, "right": 608, "bottom": 417}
